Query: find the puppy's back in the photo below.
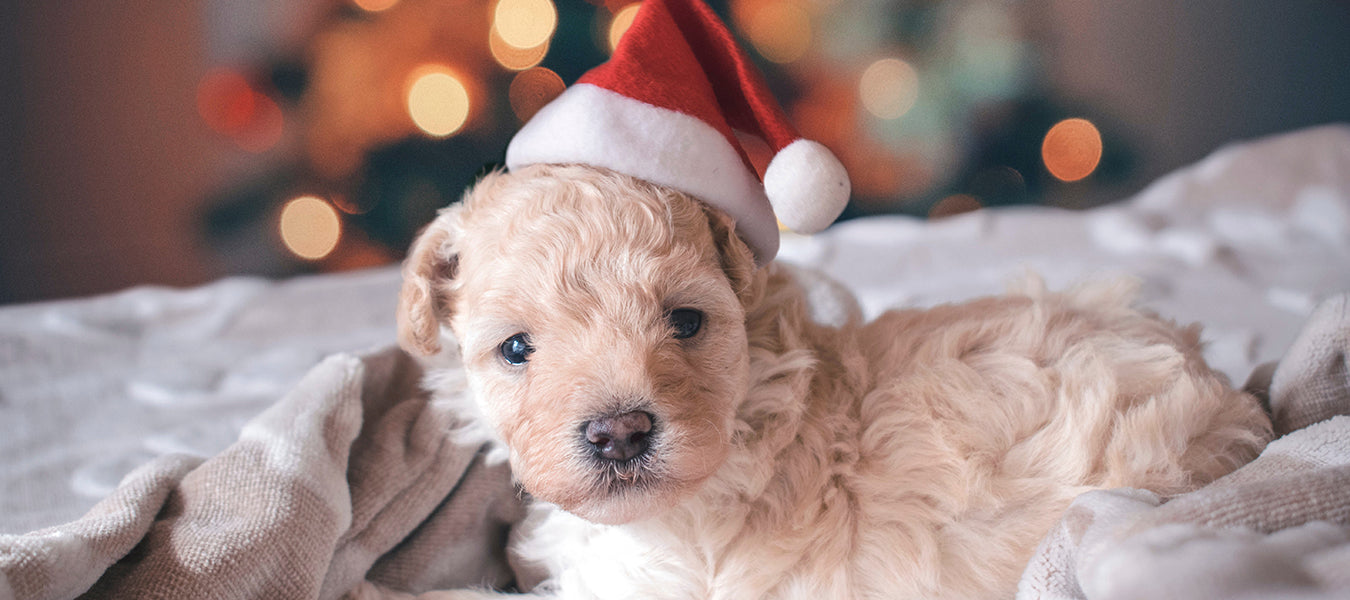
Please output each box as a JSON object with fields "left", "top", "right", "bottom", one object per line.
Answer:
{"left": 835, "top": 277, "right": 1271, "bottom": 597}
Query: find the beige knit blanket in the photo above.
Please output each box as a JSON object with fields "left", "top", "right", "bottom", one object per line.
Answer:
{"left": 0, "top": 347, "right": 524, "bottom": 600}
{"left": 3, "top": 294, "right": 1348, "bottom": 599}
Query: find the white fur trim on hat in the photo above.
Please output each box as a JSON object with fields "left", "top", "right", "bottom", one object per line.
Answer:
{"left": 506, "top": 83, "right": 781, "bottom": 264}
{"left": 763, "top": 139, "right": 851, "bottom": 234}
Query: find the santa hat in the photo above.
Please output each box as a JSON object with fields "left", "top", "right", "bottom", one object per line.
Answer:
{"left": 505, "top": 0, "right": 850, "bottom": 265}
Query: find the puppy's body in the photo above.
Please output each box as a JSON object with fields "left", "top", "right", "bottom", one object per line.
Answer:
{"left": 399, "top": 165, "right": 1270, "bottom": 599}
{"left": 513, "top": 269, "right": 1264, "bottom": 600}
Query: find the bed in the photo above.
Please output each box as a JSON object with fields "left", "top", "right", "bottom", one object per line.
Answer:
{"left": 2, "top": 125, "right": 1348, "bottom": 599}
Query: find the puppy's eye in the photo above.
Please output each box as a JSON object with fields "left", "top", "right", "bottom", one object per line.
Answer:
{"left": 500, "top": 333, "right": 534, "bottom": 365}
{"left": 667, "top": 309, "right": 703, "bottom": 340}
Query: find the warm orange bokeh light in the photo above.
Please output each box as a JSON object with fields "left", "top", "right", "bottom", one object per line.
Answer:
{"left": 608, "top": 3, "right": 642, "bottom": 53}
{"left": 1042, "top": 118, "right": 1103, "bottom": 182}
{"left": 509, "top": 67, "right": 566, "bottom": 122}
{"left": 742, "top": 1, "right": 811, "bottom": 63}
{"left": 406, "top": 65, "right": 470, "bottom": 137}
{"left": 351, "top": 0, "right": 399, "bottom": 12}
{"left": 929, "top": 194, "right": 982, "bottom": 218}
{"left": 493, "top": 0, "right": 558, "bottom": 50}
{"left": 859, "top": 58, "right": 920, "bottom": 120}
{"left": 490, "top": 27, "right": 550, "bottom": 70}
{"left": 279, "top": 196, "right": 342, "bottom": 260}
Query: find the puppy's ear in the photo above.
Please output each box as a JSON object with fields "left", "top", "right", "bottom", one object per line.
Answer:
{"left": 397, "top": 212, "right": 459, "bottom": 356}
{"left": 703, "top": 205, "right": 765, "bottom": 310}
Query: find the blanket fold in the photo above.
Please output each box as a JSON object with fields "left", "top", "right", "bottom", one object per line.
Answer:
{"left": 1, "top": 347, "right": 523, "bottom": 600}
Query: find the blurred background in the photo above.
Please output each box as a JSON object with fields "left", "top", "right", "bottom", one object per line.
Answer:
{"left": 2, "top": 0, "right": 1348, "bottom": 305}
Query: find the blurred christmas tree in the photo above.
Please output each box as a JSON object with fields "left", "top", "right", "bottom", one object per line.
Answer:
{"left": 198, "top": 0, "right": 1132, "bottom": 275}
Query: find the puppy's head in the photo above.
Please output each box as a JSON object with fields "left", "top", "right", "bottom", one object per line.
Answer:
{"left": 399, "top": 164, "right": 762, "bottom": 524}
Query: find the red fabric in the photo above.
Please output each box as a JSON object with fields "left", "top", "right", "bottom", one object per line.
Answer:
{"left": 578, "top": 0, "right": 800, "bottom": 171}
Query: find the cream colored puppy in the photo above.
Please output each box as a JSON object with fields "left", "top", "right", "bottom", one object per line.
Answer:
{"left": 397, "top": 164, "right": 1271, "bottom": 600}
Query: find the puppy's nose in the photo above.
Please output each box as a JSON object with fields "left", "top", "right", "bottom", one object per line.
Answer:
{"left": 584, "top": 411, "right": 654, "bottom": 462}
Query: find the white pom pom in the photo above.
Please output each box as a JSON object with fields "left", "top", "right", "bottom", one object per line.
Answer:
{"left": 763, "top": 139, "right": 851, "bottom": 234}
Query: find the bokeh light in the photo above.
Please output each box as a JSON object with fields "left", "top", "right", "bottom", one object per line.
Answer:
{"left": 859, "top": 58, "right": 920, "bottom": 120}
{"left": 233, "top": 96, "right": 285, "bottom": 153}
{"left": 196, "top": 68, "right": 285, "bottom": 153}
{"left": 493, "top": 0, "right": 558, "bottom": 50}
{"left": 608, "top": 3, "right": 642, "bottom": 53}
{"left": 279, "top": 196, "right": 342, "bottom": 260}
{"left": 929, "top": 194, "right": 982, "bottom": 218}
{"left": 742, "top": 1, "right": 811, "bottom": 64}
{"left": 1042, "top": 118, "right": 1103, "bottom": 182}
{"left": 509, "top": 67, "right": 566, "bottom": 122}
{"left": 490, "top": 27, "right": 550, "bottom": 70}
{"left": 351, "top": 0, "right": 399, "bottom": 12}
{"left": 330, "top": 193, "right": 378, "bottom": 216}
{"left": 406, "top": 65, "right": 470, "bottom": 137}
{"left": 197, "top": 69, "right": 256, "bottom": 136}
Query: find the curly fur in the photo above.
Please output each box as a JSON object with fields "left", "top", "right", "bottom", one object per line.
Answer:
{"left": 398, "top": 164, "right": 1271, "bottom": 599}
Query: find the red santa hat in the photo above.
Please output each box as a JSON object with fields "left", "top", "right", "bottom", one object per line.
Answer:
{"left": 504, "top": 0, "right": 850, "bottom": 265}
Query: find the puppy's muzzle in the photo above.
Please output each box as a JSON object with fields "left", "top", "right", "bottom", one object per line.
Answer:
{"left": 583, "top": 411, "right": 654, "bottom": 462}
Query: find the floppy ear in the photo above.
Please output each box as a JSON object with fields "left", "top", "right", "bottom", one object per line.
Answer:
{"left": 397, "top": 212, "right": 459, "bottom": 356}
{"left": 702, "top": 204, "right": 765, "bottom": 311}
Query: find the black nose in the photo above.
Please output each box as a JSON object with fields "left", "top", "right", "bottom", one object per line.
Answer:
{"left": 584, "top": 411, "right": 654, "bottom": 462}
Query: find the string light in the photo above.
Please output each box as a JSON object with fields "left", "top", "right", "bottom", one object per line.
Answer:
{"left": 490, "top": 27, "right": 550, "bottom": 70}
{"left": 608, "top": 3, "right": 642, "bottom": 53}
{"left": 351, "top": 0, "right": 399, "bottom": 12}
{"left": 279, "top": 196, "right": 342, "bottom": 260}
{"left": 859, "top": 58, "right": 920, "bottom": 120}
{"left": 493, "top": 0, "right": 558, "bottom": 50}
{"left": 742, "top": 1, "right": 812, "bottom": 64}
{"left": 233, "top": 97, "right": 285, "bottom": 153}
{"left": 406, "top": 65, "right": 471, "bottom": 137}
{"left": 929, "top": 194, "right": 982, "bottom": 218}
{"left": 197, "top": 69, "right": 255, "bottom": 136}
{"left": 196, "top": 68, "right": 284, "bottom": 153}
{"left": 509, "top": 67, "right": 566, "bottom": 122}
{"left": 1042, "top": 118, "right": 1102, "bottom": 182}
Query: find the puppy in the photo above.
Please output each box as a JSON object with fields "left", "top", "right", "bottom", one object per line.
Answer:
{"left": 397, "top": 164, "right": 1271, "bottom": 599}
